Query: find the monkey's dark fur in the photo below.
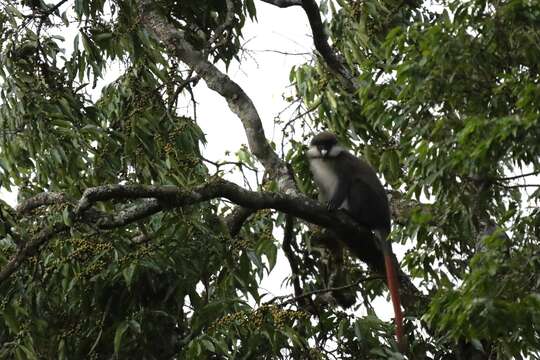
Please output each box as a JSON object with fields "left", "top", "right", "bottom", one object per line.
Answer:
{"left": 308, "top": 132, "right": 390, "bottom": 241}
{"left": 307, "top": 131, "right": 405, "bottom": 352}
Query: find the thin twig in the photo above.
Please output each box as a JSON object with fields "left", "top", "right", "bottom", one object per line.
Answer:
{"left": 267, "top": 275, "right": 384, "bottom": 306}
{"left": 498, "top": 171, "right": 540, "bottom": 181}
{"left": 248, "top": 49, "right": 312, "bottom": 56}
{"left": 496, "top": 183, "right": 540, "bottom": 189}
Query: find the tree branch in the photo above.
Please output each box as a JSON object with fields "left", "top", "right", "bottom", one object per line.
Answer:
{"left": 92, "top": 199, "right": 164, "bottom": 229}
{"left": 225, "top": 206, "right": 256, "bottom": 237}
{"left": 282, "top": 214, "right": 304, "bottom": 299}
{"left": 0, "top": 222, "right": 68, "bottom": 284}
{"left": 137, "top": 0, "right": 298, "bottom": 195}
{"left": 69, "top": 180, "right": 363, "bottom": 233}
{"left": 16, "top": 192, "right": 70, "bottom": 215}
{"left": 259, "top": 0, "right": 302, "bottom": 7}
{"left": 498, "top": 170, "right": 540, "bottom": 181}
{"left": 5, "top": 179, "right": 425, "bottom": 313}
{"left": 264, "top": 0, "right": 359, "bottom": 90}
{"left": 269, "top": 275, "right": 385, "bottom": 307}
{"left": 300, "top": 0, "right": 356, "bottom": 90}
{"left": 496, "top": 183, "right": 540, "bottom": 189}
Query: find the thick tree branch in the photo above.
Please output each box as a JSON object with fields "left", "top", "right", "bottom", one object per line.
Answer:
{"left": 262, "top": 0, "right": 356, "bottom": 90}
{"left": 5, "top": 180, "right": 425, "bottom": 313}
{"left": 137, "top": 1, "right": 298, "bottom": 196}
{"left": 300, "top": 0, "right": 356, "bottom": 90}
{"left": 16, "top": 192, "right": 70, "bottom": 215}
{"left": 282, "top": 214, "right": 304, "bottom": 299}
{"left": 70, "top": 180, "right": 363, "bottom": 232}
{"left": 225, "top": 206, "right": 256, "bottom": 236}
{"left": 260, "top": 0, "right": 302, "bottom": 7}
{"left": 92, "top": 199, "right": 164, "bottom": 229}
{"left": 0, "top": 222, "right": 68, "bottom": 284}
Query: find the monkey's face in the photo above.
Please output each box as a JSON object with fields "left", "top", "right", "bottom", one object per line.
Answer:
{"left": 307, "top": 132, "right": 344, "bottom": 159}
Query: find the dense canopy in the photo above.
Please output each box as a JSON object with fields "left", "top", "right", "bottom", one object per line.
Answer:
{"left": 0, "top": 0, "right": 539, "bottom": 359}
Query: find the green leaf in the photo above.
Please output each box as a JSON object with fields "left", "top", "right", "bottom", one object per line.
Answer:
{"left": 62, "top": 207, "right": 73, "bottom": 226}
{"left": 380, "top": 149, "right": 400, "bottom": 183}
{"left": 58, "top": 338, "right": 66, "bottom": 359}
{"left": 245, "top": 0, "right": 257, "bottom": 19}
{"left": 95, "top": 33, "right": 113, "bottom": 41}
{"left": 266, "top": 242, "right": 277, "bottom": 271}
{"left": 201, "top": 339, "right": 215, "bottom": 352}
{"left": 122, "top": 264, "right": 137, "bottom": 287}
{"left": 326, "top": 91, "right": 338, "bottom": 110}
{"left": 470, "top": 338, "right": 484, "bottom": 352}
{"left": 129, "top": 320, "right": 142, "bottom": 334}
{"left": 114, "top": 321, "right": 129, "bottom": 355}
{"left": 2, "top": 307, "right": 19, "bottom": 333}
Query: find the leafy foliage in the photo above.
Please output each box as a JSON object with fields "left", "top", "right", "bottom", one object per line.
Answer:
{"left": 0, "top": 1, "right": 284, "bottom": 359}
{"left": 289, "top": 0, "right": 540, "bottom": 357}
{"left": 0, "top": 0, "right": 539, "bottom": 359}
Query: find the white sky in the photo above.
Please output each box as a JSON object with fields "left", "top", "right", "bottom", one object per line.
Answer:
{"left": 196, "top": 4, "right": 311, "bottom": 186}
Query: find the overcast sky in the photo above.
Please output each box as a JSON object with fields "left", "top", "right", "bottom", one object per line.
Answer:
{"left": 198, "top": 4, "right": 311, "bottom": 162}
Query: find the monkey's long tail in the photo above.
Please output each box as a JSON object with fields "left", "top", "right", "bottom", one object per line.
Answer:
{"left": 384, "top": 252, "right": 405, "bottom": 353}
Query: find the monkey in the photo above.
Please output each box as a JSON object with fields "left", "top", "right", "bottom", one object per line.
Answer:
{"left": 306, "top": 131, "right": 405, "bottom": 352}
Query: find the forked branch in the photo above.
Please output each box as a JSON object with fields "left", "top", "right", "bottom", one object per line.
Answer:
{"left": 4, "top": 179, "right": 425, "bottom": 313}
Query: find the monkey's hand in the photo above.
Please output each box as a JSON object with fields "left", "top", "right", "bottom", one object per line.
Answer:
{"left": 326, "top": 180, "right": 348, "bottom": 211}
{"left": 326, "top": 198, "right": 341, "bottom": 211}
